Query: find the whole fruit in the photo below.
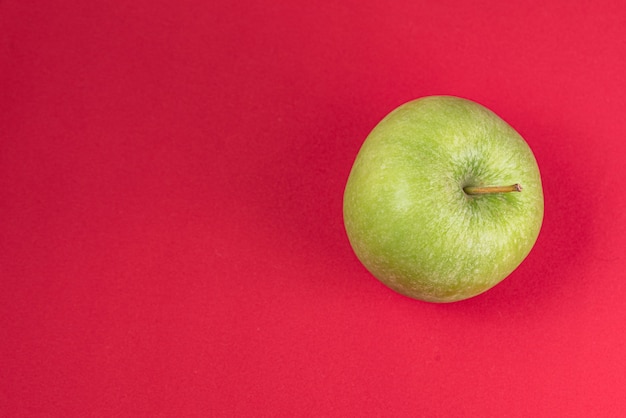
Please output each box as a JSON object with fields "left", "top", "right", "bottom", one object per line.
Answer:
{"left": 343, "top": 96, "right": 543, "bottom": 302}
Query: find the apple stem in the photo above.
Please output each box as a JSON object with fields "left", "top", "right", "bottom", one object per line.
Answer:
{"left": 464, "top": 184, "right": 523, "bottom": 195}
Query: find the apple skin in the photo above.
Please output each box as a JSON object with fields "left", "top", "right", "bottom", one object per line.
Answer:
{"left": 343, "top": 96, "right": 544, "bottom": 303}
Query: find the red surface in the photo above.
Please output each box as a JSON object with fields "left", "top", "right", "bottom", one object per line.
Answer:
{"left": 2, "top": 1, "right": 626, "bottom": 416}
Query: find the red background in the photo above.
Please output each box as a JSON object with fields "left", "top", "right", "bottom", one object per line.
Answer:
{"left": 2, "top": 1, "right": 626, "bottom": 416}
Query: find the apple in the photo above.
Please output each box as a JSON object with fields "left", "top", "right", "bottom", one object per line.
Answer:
{"left": 343, "top": 96, "right": 544, "bottom": 303}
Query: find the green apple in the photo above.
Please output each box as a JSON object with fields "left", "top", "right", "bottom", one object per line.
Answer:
{"left": 343, "top": 96, "right": 543, "bottom": 303}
